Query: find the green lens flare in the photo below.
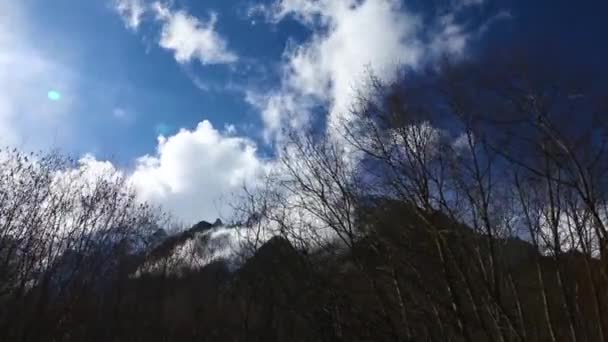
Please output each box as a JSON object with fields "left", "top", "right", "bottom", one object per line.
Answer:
{"left": 48, "top": 91, "right": 61, "bottom": 101}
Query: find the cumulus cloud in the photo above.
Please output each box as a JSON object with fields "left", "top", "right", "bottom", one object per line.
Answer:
{"left": 0, "top": 2, "right": 77, "bottom": 149}
{"left": 128, "top": 120, "right": 267, "bottom": 224}
{"left": 70, "top": 120, "right": 266, "bottom": 224}
{"left": 248, "top": 0, "right": 489, "bottom": 142}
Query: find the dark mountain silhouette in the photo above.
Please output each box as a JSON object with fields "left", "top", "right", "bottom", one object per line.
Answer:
{"left": 2, "top": 206, "right": 606, "bottom": 341}
{"left": 143, "top": 219, "right": 225, "bottom": 265}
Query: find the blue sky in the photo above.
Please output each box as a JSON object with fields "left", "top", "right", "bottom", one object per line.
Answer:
{"left": 10, "top": 0, "right": 282, "bottom": 159}
{"left": 1, "top": 0, "right": 607, "bottom": 223}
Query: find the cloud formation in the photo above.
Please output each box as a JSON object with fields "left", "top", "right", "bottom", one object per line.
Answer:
{"left": 103, "top": 0, "right": 504, "bottom": 226}
{"left": 128, "top": 120, "right": 267, "bottom": 224}
{"left": 113, "top": 0, "right": 237, "bottom": 65}
{"left": 153, "top": 2, "right": 238, "bottom": 64}
{"left": 75, "top": 120, "right": 267, "bottom": 224}
{"left": 114, "top": 0, "right": 146, "bottom": 30}
{"left": 248, "top": 0, "right": 482, "bottom": 142}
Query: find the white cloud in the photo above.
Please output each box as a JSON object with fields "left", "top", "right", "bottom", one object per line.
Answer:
{"left": 0, "top": 2, "right": 77, "bottom": 149}
{"left": 153, "top": 2, "right": 237, "bottom": 65}
{"left": 77, "top": 120, "right": 267, "bottom": 224}
{"left": 113, "top": 1, "right": 238, "bottom": 65}
{"left": 245, "top": 91, "right": 314, "bottom": 143}
{"left": 54, "top": 154, "right": 126, "bottom": 194}
{"left": 12, "top": 117, "right": 267, "bottom": 226}
{"left": 431, "top": 13, "right": 469, "bottom": 57}
{"left": 249, "top": 0, "right": 483, "bottom": 142}
{"left": 223, "top": 124, "right": 237, "bottom": 135}
{"left": 128, "top": 120, "right": 267, "bottom": 224}
{"left": 114, "top": 0, "right": 146, "bottom": 30}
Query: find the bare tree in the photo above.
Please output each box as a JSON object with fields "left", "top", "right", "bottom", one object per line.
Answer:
{"left": 231, "top": 56, "right": 608, "bottom": 341}
{"left": 0, "top": 149, "right": 168, "bottom": 341}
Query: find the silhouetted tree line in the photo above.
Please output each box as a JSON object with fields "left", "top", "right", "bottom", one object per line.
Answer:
{"left": 1, "top": 54, "right": 608, "bottom": 341}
